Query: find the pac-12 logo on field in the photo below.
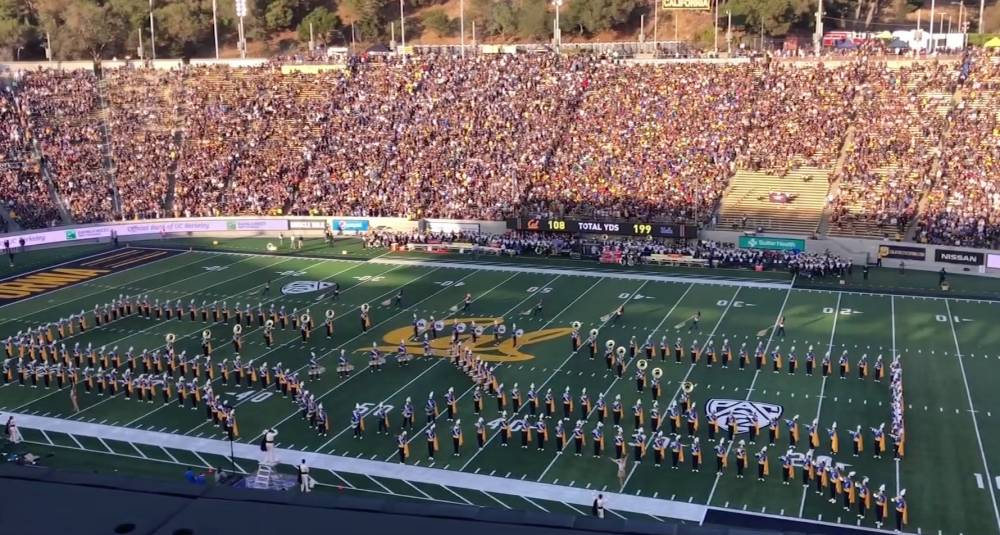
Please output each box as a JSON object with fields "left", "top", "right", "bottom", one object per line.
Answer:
{"left": 706, "top": 399, "right": 783, "bottom": 435}
{"left": 281, "top": 281, "right": 333, "bottom": 295}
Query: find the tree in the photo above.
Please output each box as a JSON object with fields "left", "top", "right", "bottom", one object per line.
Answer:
{"left": 264, "top": 0, "right": 295, "bottom": 32}
{"left": 421, "top": 8, "right": 454, "bottom": 36}
{"left": 726, "top": 0, "right": 811, "bottom": 36}
{"left": 487, "top": 0, "right": 517, "bottom": 37}
{"left": 156, "top": 1, "right": 211, "bottom": 55}
{"left": 297, "top": 6, "right": 342, "bottom": 43}
{"left": 562, "top": 0, "right": 636, "bottom": 36}
{"left": 516, "top": 0, "right": 547, "bottom": 40}
{"left": 0, "top": 0, "right": 33, "bottom": 59}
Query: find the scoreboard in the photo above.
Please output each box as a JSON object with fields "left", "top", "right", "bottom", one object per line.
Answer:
{"left": 512, "top": 217, "right": 698, "bottom": 239}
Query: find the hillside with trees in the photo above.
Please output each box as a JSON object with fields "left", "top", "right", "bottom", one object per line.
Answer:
{"left": 0, "top": 0, "right": 996, "bottom": 60}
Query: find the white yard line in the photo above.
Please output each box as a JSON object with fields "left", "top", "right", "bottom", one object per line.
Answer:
{"left": 705, "top": 277, "right": 796, "bottom": 510}
{"left": 130, "top": 442, "right": 149, "bottom": 458}
{"left": 316, "top": 359, "right": 446, "bottom": 449}
{"left": 945, "top": 299, "right": 1000, "bottom": 534}
{"left": 459, "top": 279, "right": 648, "bottom": 471}
{"left": 521, "top": 496, "right": 550, "bottom": 512}
{"left": 619, "top": 286, "right": 741, "bottom": 490}
{"left": 402, "top": 480, "right": 434, "bottom": 500}
{"left": 796, "top": 291, "right": 841, "bottom": 517}
{"left": 131, "top": 262, "right": 418, "bottom": 431}
{"left": 441, "top": 485, "right": 474, "bottom": 505}
{"left": 251, "top": 268, "right": 495, "bottom": 442}
{"left": 482, "top": 491, "right": 512, "bottom": 509}
{"left": 392, "top": 275, "right": 593, "bottom": 456}
{"left": 11, "top": 412, "right": 708, "bottom": 522}
{"left": 365, "top": 474, "right": 394, "bottom": 494}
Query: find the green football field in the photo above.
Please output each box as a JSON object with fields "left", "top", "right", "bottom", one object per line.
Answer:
{"left": 2, "top": 239, "right": 999, "bottom": 535}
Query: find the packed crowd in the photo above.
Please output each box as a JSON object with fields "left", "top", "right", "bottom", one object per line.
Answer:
{"left": 0, "top": 86, "right": 60, "bottom": 229}
{"left": 1, "top": 53, "right": 1000, "bottom": 241}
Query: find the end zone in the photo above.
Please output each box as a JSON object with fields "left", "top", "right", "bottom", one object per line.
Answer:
{"left": 0, "top": 248, "right": 183, "bottom": 307}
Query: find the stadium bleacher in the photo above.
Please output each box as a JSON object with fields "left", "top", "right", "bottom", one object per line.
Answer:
{"left": 0, "top": 51, "right": 998, "bottom": 248}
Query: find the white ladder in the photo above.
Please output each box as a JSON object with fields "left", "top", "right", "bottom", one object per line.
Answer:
{"left": 251, "top": 462, "right": 274, "bottom": 489}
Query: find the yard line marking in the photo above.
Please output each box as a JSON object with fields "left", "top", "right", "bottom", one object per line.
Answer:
{"left": 130, "top": 442, "right": 148, "bottom": 458}
{"left": 255, "top": 267, "right": 493, "bottom": 443}
{"left": 317, "top": 358, "right": 446, "bottom": 451}
{"left": 482, "top": 491, "right": 512, "bottom": 509}
{"left": 95, "top": 437, "right": 114, "bottom": 453}
{"left": 522, "top": 496, "right": 550, "bottom": 512}
{"left": 68, "top": 433, "right": 85, "bottom": 450}
{"left": 385, "top": 272, "right": 571, "bottom": 456}
{"left": 39, "top": 429, "right": 54, "bottom": 446}
{"left": 160, "top": 447, "right": 179, "bottom": 463}
{"left": 10, "top": 256, "right": 313, "bottom": 412}
{"left": 706, "top": 276, "right": 797, "bottom": 511}
{"left": 796, "top": 291, "right": 841, "bottom": 518}
{"left": 470, "top": 279, "right": 658, "bottom": 474}
{"left": 192, "top": 451, "right": 213, "bottom": 469}
{"left": 562, "top": 502, "right": 586, "bottom": 515}
{"left": 327, "top": 470, "right": 355, "bottom": 488}
{"left": 607, "top": 509, "right": 627, "bottom": 520}
{"left": 365, "top": 474, "right": 394, "bottom": 494}
{"left": 945, "top": 299, "right": 1000, "bottom": 533}
{"left": 403, "top": 480, "right": 433, "bottom": 500}
{"left": 441, "top": 485, "right": 474, "bottom": 505}
{"left": 621, "top": 285, "right": 739, "bottom": 491}
{"left": 144, "top": 262, "right": 422, "bottom": 432}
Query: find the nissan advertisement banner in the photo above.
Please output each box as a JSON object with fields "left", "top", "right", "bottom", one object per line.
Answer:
{"left": 934, "top": 249, "right": 984, "bottom": 266}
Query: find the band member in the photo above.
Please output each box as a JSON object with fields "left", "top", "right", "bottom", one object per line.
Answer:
{"left": 707, "top": 411, "right": 719, "bottom": 441}
{"left": 772, "top": 347, "right": 782, "bottom": 373}
{"left": 735, "top": 441, "right": 748, "bottom": 478}
{"left": 632, "top": 429, "right": 647, "bottom": 464}
{"left": 686, "top": 407, "right": 699, "bottom": 436}
{"left": 756, "top": 447, "right": 769, "bottom": 481}
{"left": 806, "top": 346, "right": 816, "bottom": 375}
{"left": 689, "top": 340, "right": 700, "bottom": 364}
{"left": 857, "top": 477, "right": 871, "bottom": 519}
{"left": 611, "top": 395, "right": 623, "bottom": 426}
{"left": 822, "top": 352, "right": 832, "bottom": 377}
{"left": 874, "top": 354, "right": 885, "bottom": 382}
{"left": 545, "top": 388, "right": 556, "bottom": 419}
{"left": 562, "top": 387, "right": 574, "bottom": 419}
{"left": 827, "top": 422, "right": 839, "bottom": 455}
{"left": 499, "top": 412, "right": 511, "bottom": 447}
{"left": 740, "top": 343, "right": 750, "bottom": 370}
{"left": 451, "top": 421, "right": 463, "bottom": 456}
{"left": 496, "top": 382, "right": 507, "bottom": 412}
{"left": 690, "top": 437, "right": 702, "bottom": 471}
{"left": 653, "top": 432, "right": 667, "bottom": 467}
{"left": 849, "top": 425, "right": 864, "bottom": 457}
{"left": 768, "top": 418, "right": 779, "bottom": 446}
{"left": 633, "top": 399, "right": 644, "bottom": 429}
{"left": 780, "top": 449, "right": 794, "bottom": 485}
{"left": 520, "top": 415, "right": 533, "bottom": 449}
{"left": 650, "top": 401, "right": 661, "bottom": 431}
{"left": 592, "top": 422, "right": 604, "bottom": 457}
{"left": 425, "top": 392, "right": 438, "bottom": 423}
{"left": 376, "top": 404, "right": 391, "bottom": 435}
{"left": 401, "top": 397, "right": 414, "bottom": 429}
{"left": 785, "top": 415, "right": 800, "bottom": 447}
{"left": 426, "top": 425, "right": 438, "bottom": 460}
{"left": 445, "top": 387, "right": 458, "bottom": 420}
{"left": 721, "top": 339, "right": 732, "bottom": 368}
{"left": 714, "top": 439, "right": 728, "bottom": 474}
{"left": 670, "top": 434, "right": 684, "bottom": 469}
{"left": 535, "top": 418, "right": 548, "bottom": 451}
{"left": 839, "top": 351, "right": 850, "bottom": 379}
{"left": 554, "top": 420, "right": 566, "bottom": 452}
{"left": 635, "top": 367, "right": 646, "bottom": 393}
{"left": 808, "top": 419, "right": 821, "bottom": 449}
{"left": 858, "top": 354, "right": 869, "bottom": 380}
{"left": 351, "top": 404, "right": 365, "bottom": 439}
{"left": 674, "top": 338, "right": 683, "bottom": 363}
{"left": 871, "top": 423, "right": 886, "bottom": 459}
{"left": 787, "top": 349, "right": 797, "bottom": 374}
{"left": 874, "top": 485, "right": 888, "bottom": 529}
{"left": 475, "top": 417, "right": 487, "bottom": 448}
{"left": 595, "top": 392, "right": 607, "bottom": 423}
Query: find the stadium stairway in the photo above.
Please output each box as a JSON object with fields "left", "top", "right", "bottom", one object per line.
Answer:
{"left": 716, "top": 167, "right": 830, "bottom": 235}
{"left": 95, "top": 79, "right": 122, "bottom": 219}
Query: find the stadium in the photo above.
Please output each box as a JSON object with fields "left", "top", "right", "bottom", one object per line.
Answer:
{"left": 2, "top": 1, "right": 1000, "bottom": 534}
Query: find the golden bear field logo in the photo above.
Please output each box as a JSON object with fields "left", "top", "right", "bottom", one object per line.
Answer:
{"left": 359, "top": 317, "right": 572, "bottom": 362}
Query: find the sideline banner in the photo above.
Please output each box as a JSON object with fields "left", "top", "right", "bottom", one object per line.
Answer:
{"left": 878, "top": 244, "right": 926, "bottom": 261}
{"left": 11, "top": 219, "right": 288, "bottom": 248}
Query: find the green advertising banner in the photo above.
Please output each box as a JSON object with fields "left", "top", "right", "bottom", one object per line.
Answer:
{"left": 738, "top": 235, "right": 806, "bottom": 251}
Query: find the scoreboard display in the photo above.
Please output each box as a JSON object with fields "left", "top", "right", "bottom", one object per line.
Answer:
{"left": 512, "top": 217, "right": 698, "bottom": 239}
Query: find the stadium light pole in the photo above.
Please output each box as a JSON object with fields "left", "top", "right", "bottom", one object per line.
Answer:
{"left": 460, "top": 0, "right": 465, "bottom": 57}
{"left": 400, "top": 0, "right": 406, "bottom": 53}
{"left": 653, "top": 0, "right": 658, "bottom": 53}
{"left": 980, "top": 0, "right": 985, "bottom": 33}
{"left": 929, "top": 0, "right": 935, "bottom": 52}
{"left": 212, "top": 0, "right": 220, "bottom": 59}
{"left": 713, "top": 0, "right": 718, "bottom": 55}
{"left": 148, "top": 0, "right": 156, "bottom": 61}
{"left": 553, "top": 0, "right": 563, "bottom": 52}
{"left": 235, "top": 0, "right": 247, "bottom": 59}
